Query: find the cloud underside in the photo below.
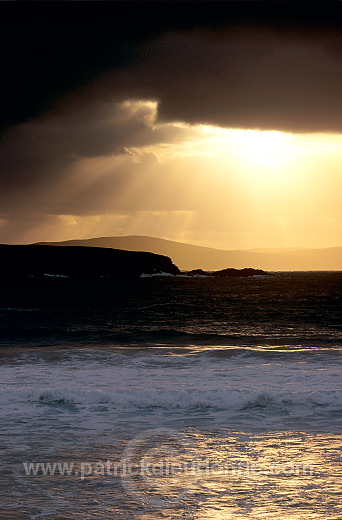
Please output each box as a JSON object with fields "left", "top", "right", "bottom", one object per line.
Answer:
{"left": 109, "top": 32, "right": 342, "bottom": 134}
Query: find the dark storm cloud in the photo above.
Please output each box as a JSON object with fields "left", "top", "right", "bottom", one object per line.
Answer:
{"left": 103, "top": 28, "right": 342, "bottom": 133}
{"left": 1, "top": 2, "right": 342, "bottom": 133}
{"left": 0, "top": 99, "right": 184, "bottom": 200}
{"left": 1, "top": 101, "right": 151, "bottom": 178}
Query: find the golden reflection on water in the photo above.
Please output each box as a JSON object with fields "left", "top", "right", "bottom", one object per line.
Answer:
{"left": 11, "top": 429, "right": 342, "bottom": 519}
{"left": 179, "top": 430, "right": 342, "bottom": 520}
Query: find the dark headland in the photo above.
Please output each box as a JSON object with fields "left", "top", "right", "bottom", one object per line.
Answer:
{"left": 0, "top": 244, "right": 270, "bottom": 279}
{"left": 0, "top": 244, "right": 180, "bottom": 279}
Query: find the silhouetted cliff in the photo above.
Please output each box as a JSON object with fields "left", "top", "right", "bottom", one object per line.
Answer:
{"left": 0, "top": 245, "right": 180, "bottom": 279}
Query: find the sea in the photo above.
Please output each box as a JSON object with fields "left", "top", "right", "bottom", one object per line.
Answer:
{"left": 1, "top": 271, "right": 342, "bottom": 519}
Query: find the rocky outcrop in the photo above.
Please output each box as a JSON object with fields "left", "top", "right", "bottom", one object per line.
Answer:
{"left": 186, "top": 269, "right": 211, "bottom": 276}
{"left": 213, "top": 267, "right": 271, "bottom": 277}
{"left": 0, "top": 245, "right": 180, "bottom": 278}
{"left": 185, "top": 267, "right": 271, "bottom": 277}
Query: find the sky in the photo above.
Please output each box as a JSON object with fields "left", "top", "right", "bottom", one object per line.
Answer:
{"left": 1, "top": 1, "right": 342, "bottom": 250}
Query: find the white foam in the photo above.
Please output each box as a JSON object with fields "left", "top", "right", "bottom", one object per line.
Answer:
{"left": 140, "top": 272, "right": 175, "bottom": 277}
{"left": 1, "top": 348, "right": 342, "bottom": 431}
{"left": 43, "top": 273, "right": 68, "bottom": 278}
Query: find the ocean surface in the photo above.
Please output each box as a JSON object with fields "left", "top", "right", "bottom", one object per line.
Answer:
{"left": 1, "top": 272, "right": 342, "bottom": 519}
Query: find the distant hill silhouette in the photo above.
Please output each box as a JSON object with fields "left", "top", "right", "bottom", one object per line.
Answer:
{"left": 34, "top": 236, "right": 342, "bottom": 271}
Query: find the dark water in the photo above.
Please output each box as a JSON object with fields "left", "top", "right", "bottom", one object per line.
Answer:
{"left": 1, "top": 272, "right": 341, "bottom": 349}
{"left": 1, "top": 272, "right": 342, "bottom": 519}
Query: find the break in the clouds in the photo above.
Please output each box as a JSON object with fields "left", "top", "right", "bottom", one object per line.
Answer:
{"left": 1, "top": 2, "right": 342, "bottom": 248}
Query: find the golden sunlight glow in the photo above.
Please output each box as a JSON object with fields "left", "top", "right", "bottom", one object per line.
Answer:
{"left": 230, "top": 129, "right": 297, "bottom": 167}
{"left": 152, "top": 118, "right": 342, "bottom": 168}
{"left": 13, "top": 100, "right": 342, "bottom": 252}
{"left": 193, "top": 125, "right": 297, "bottom": 168}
